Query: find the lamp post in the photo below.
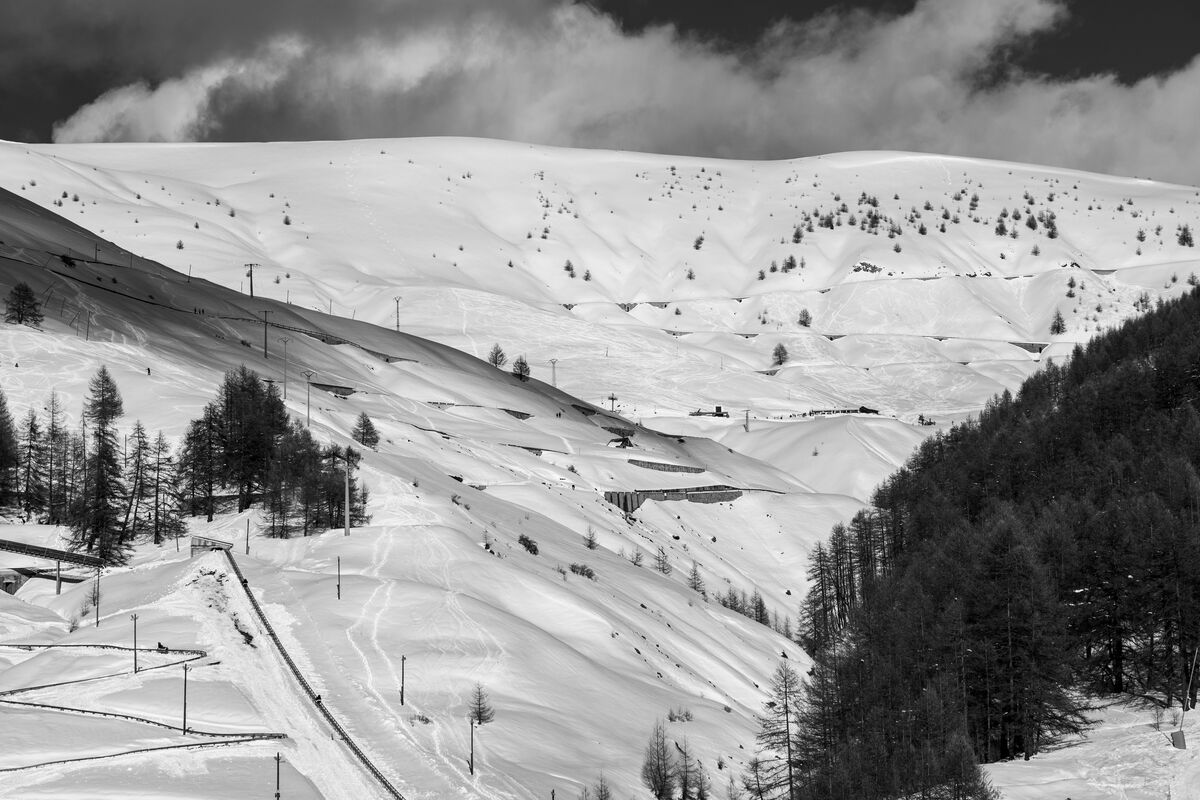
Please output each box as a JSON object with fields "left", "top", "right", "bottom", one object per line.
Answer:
{"left": 181, "top": 663, "right": 190, "bottom": 734}
{"left": 245, "top": 262, "right": 259, "bottom": 298}
{"left": 261, "top": 310, "right": 272, "bottom": 359}
{"left": 130, "top": 613, "right": 139, "bottom": 673}
{"left": 279, "top": 337, "right": 290, "bottom": 399}
{"left": 302, "top": 370, "right": 316, "bottom": 426}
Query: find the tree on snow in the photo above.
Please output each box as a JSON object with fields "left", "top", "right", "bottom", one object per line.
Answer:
{"left": 469, "top": 682, "right": 495, "bottom": 725}
{"left": 511, "top": 355, "right": 531, "bottom": 382}
{"left": 4, "top": 282, "right": 43, "bottom": 327}
{"left": 772, "top": 344, "right": 789, "bottom": 367}
{"left": 351, "top": 412, "right": 380, "bottom": 449}
{"left": 486, "top": 343, "right": 508, "bottom": 368}
{"left": 749, "top": 661, "right": 802, "bottom": 799}
{"left": 0, "top": 389, "right": 18, "bottom": 508}
{"left": 640, "top": 719, "right": 676, "bottom": 799}
{"left": 71, "top": 366, "right": 128, "bottom": 564}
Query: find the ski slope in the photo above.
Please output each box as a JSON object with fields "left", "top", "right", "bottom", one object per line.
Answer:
{"left": 0, "top": 137, "right": 1198, "bottom": 798}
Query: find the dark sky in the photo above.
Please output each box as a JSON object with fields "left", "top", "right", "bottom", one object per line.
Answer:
{"left": 4, "top": 0, "right": 1200, "bottom": 181}
{"left": 589, "top": 0, "right": 1200, "bottom": 82}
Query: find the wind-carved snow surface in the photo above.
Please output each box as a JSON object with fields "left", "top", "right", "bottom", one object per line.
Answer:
{"left": 0, "top": 137, "right": 1198, "bottom": 797}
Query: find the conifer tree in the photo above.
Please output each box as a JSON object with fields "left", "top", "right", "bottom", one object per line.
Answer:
{"left": 150, "top": 431, "right": 186, "bottom": 545}
{"left": 487, "top": 343, "right": 508, "bottom": 368}
{"left": 468, "top": 682, "right": 495, "bottom": 725}
{"left": 640, "top": 719, "right": 676, "bottom": 800}
{"left": 351, "top": 412, "right": 380, "bottom": 449}
{"left": 216, "top": 366, "right": 287, "bottom": 511}
{"left": 654, "top": 545, "right": 671, "bottom": 575}
{"left": 0, "top": 389, "right": 18, "bottom": 507}
{"left": 179, "top": 406, "right": 220, "bottom": 521}
{"left": 1050, "top": 309, "right": 1066, "bottom": 335}
{"left": 511, "top": 355, "right": 531, "bottom": 382}
{"left": 676, "top": 737, "right": 700, "bottom": 800}
{"left": 771, "top": 344, "right": 789, "bottom": 367}
{"left": 4, "top": 282, "right": 43, "bottom": 327}
{"left": 18, "top": 408, "right": 46, "bottom": 517}
{"left": 753, "top": 661, "right": 802, "bottom": 799}
{"left": 72, "top": 366, "right": 127, "bottom": 564}
{"left": 43, "top": 392, "right": 69, "bottom": 525}
{"left": 741, "top": 758, "right": 770, "bottom": 800}
{"left": 687, "top": 561, "right": 706, "bottom": 597}
{"left": 121, "top": 421, "right": 153, "bottom": 541}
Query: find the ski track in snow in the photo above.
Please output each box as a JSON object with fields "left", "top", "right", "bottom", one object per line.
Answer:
{"left": 407, "top": 530, "right": 519, "bottom": 800}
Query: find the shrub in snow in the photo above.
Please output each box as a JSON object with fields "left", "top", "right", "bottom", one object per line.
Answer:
{"left": 570, "top": 563, "right": 596, "bottom": 580}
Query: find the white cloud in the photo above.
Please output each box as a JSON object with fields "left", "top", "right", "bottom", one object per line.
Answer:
{"left": 52, "top": 37, "right": 306, "bottom": 143}
{"left": 51, "top": 0, "right": 1200, "bottom": 184}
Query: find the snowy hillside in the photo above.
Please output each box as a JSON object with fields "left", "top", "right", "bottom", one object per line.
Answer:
{"left": 4, "top": 138, "right": 1200, "bottom": 431}
{"left": 0, "top": 137, "right": 1198, "bottom": 799}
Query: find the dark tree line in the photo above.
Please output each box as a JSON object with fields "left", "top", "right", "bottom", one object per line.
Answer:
{"left": 0, "top": 370, "right": 186, "bottom": 564}
{"left": 0, "top": 364, "right": 373, "bottom": 561}
{"left": 770, "top": 288, "right": 1200, "bottom": 798}
{"left": 178, "top": 366, "right": 368, "bottom": 537}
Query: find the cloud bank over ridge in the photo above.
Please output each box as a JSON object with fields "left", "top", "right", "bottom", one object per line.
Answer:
{"left": 43, "top": 0, "right": 1200, "bottom": 183}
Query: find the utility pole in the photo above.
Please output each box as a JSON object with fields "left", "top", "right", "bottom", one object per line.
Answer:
{"left": 607, "top": 393, "right": 618, "bottom": 412}
{"left": 548, "top": 358, "right": 558, "bottom": 387}
{"left": 302, "top": 371, "right": 316, "bottom": 426}
{"left": 245, "top": 263, "right": 259, "bottom": 298}
{"left": 393, "top": 296, "right": 401, "bottom": 332}
{"left": 279, "top": 337, "right": 290, "bottom": 399}
{"left": 275, "top": 752, "right": 282, "bottom": 799}
{"left": 130, "top": 614, "right": 139, "bottom": 673}
{"left": 181, "top": 663, "right": 190, "bottom": 734}
{"left": 400, "top": 655, "right": 406, "bottom": 705}
{"left": 262, "top": 310, "right": 272, "bottom": 359}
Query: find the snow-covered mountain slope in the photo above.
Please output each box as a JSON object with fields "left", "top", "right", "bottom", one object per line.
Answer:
{"left": 0, "top": 180, "right": 843, "bottom": 799}
{"left": 3, "top": 138, "right": 1199, "bottom": 431}
{"left": 1, "top": 138, "right": 1198, "bottom": 799}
